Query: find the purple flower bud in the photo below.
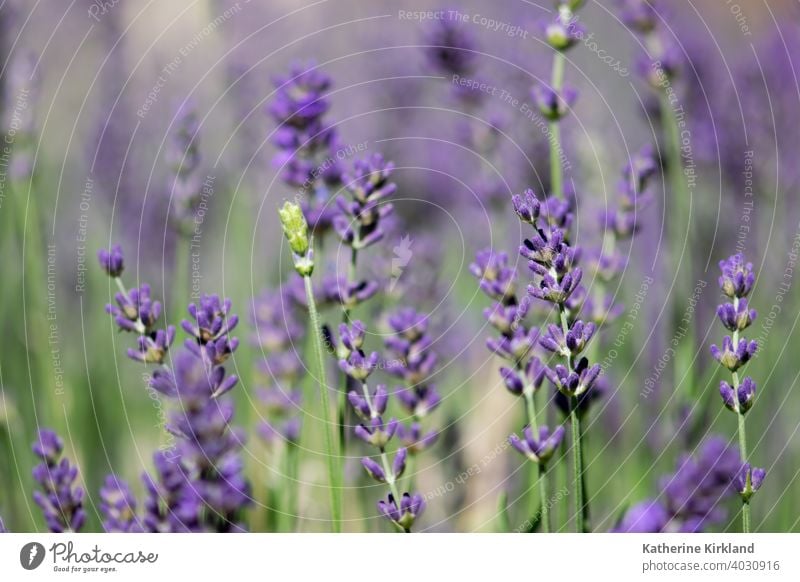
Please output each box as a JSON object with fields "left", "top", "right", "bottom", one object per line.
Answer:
{"left": 470, "top": 249, "right": 517, "bottom": 304}
{"left": 509, "top": 425, "right": 565, "bottom": 464}
{"left": 378, "top": 492, "right": 425, "bottom": 532}
{"left": 97, "top": 244, "right": 124, "bottom": 277}
{"left": 544, "top": 14, "right": 586, "bottom": 51}
{"left": 32, "top": 429, "right": 85, "bottom": 532}
{"left": 718, "top": 254, "right": 755, "bottom": 298}
{"left": 338, "top": 321, "right": 366, "bottom": 355}
{"left": 736, "top": 463, "right": 766, "bottom": 502}
{"left": 354, "top": 417, "right": 398, "bottom": 449}
{"left": 545, "top": 357, "right": 601, "bottom": 398}
{"left": 392, "top": 447, "right": 408, "bottom": 479}
{"left": 511, "top": 189, "right": 541, "bottom": 224}
{"left": 716, "top": 299, "right": 757, "bottom": 332}
{"left": 397, "top": 423, "right": 438, "bottom": 454}
{"left": 99, "top": 475, "right": 142, "bottom": 532}
{"left": 182, "top": 294, "right": 238, "bottom": 345}
{"left": 127, "top": 326, "right": 176, "bottom": 364}
{"left": 531, "top": 84, "right": 578, "bottom": 121}
{"left": 362, "top": 457, "right": 386, "bottom": 482}
{"left": 710, "top": 336, "right": 757, "bottom": 372}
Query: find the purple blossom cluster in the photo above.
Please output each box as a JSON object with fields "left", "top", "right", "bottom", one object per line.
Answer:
{"left": 269, "top": 62, "right": 343, "bottom": 231}
{"left": 711, "top": 254, "right": 766, "bottom": 525}
{"left": 614, "top": 438, "right": 740, "bottom": 532}
{"left": 339, "top": 321, "right": 425, "bottom": 532}
{"left": 31, "top": 429, "right": 85, "bottom": 533}
{"left": 98, "top": 246, "right": 250, "bottom": 532}
{"left": 251, "top": 287, "right": 305, "bottom": 445}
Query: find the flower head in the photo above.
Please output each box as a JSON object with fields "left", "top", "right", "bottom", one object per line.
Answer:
{"left": 377, "top": 492, "right": 425, "bottom": 532}
{"left": 719, "top": 377, "right": 756, "bottom": 414}
{"left": 735, "top": 464, "right": 766, "bottom": 502}
{"left": 718, "top": 254, "right": 755, "bottom": 298}
{"left": 509, "top": 425, "right": 565, "bottom": 464}
{"left": 32, "top": 429, "right": 85, "bottom": 533}
{"left": 99, "top": 475, "right": 142, "bottom": 532}
{"left": 97, "top": 244, "right": 124, "bottom": 277}
{"left": 710, "top": 336, "right": 757, "bottom": 372}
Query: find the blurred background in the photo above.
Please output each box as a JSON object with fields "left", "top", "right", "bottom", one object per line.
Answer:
{"left": 1, "top": 0, "right": 799, "bottom": 532}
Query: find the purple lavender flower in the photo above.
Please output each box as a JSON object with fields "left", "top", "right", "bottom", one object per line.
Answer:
{"left": 377, "top": 492, "right": 425, "bottom": 533}
{"left": 396, "top": 422, "right": 439, "bottom": 454}
{"left": 166, "top": 99, "right": 203, "bottom": 233}
{"left": 531, "top": 85, "right": 578, "bottom": 121}
{"left": 251, "top": 288, "right": 306, "bottom": 445}
{"left": 334, "top": 154, "right": 396, "bottom": 251}
{"left": 710, "top": 335, "right": 757, "bottom": 372}
{"left": 182, "top": 294, "right": 239, "bottom": 345}
{"left": 718, "top": 254, "right": 755, "bottom": 299}
{"left": 31, "top": 429, "right": 85, "bottom": 533}
{"left": 614, "top": 437, "right": 740, "bottom": 532}
{"left": 97, "top": 244, "right": 124, "bottom": 277}
{"left": 545, "top": 357, "right": 601, "bottom": 398}
{"left": 105, "top": 283, "right": 162, "bottom": 334}
{"left": 540, "top": 321, "right": 596, "bottom": 357}
{"left": 384, "top": 308, "right": 441, "bottom": 419}
{"left": 423, "top": 14, "right": 477, "bottom": 77}
{"left": 619, "top": 0, "right": 660, "bottom": 33}
{"left": 736, "top": 464, "right": 766, "bottom": 502}
{"left": 544, "top": 12, "right": 586, "bottom": 51}
{"left": 142, "top": 451, "right": 201, "bottom": 533}
{"left": 269, "top": 62, "right": 342, "bottom": 231}
{"left": 509, "top": 425, "right": 565, "bottom": 464}
{"left": 99, "top": 475, "right": 142, "bottom": 532}
{"left": 469, "top": 249, "right": 517, "bottom": 303}
{"left": 719, "top": 377, "right": 756, "bottom": 414}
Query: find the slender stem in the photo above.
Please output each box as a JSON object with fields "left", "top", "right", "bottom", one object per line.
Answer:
{"left": 659, "top": 89, "right": 696, "bottom": 403}
{"left": 539, "top": 463, "right": 550, "bottom": 533}
{"left": 737, "top": 409, "right": 751, "bottom": 533}
{"left": 549, "top": 52, "right": 566, "bottom": 200}
{"left": 303, "top": 275, "right": 342, "bottom": 532}
{"left": 283, "top": 442, "right": 300, "bottom": 533}
{"left": 569, "top": 398, "right": 584, "bottom": 533}
{"left": 338, "top": 246, "right": 360, "bottom": 458}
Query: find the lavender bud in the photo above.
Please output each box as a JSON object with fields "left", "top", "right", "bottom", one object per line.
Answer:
{"left": 509, "top": 425, "right": 565, "bottom": 464}
{"left": 392, "top": 447, "right": 408, "bottom": 479}
{"left": 531, "top": 84, "right": 578, "bottom": 121}
{"left": 710, "top": 336, "right": 758, "bottom": 372}
{"left": 718, "top": 254, "right": 755, "bottom": 298}
{"left": 511, "top": 189, "right": 541, "bottom": 224}
{"left": 716, "top": 300, "right": 757, "bottom": 332}
{"left": 97, "top": 244, "right": 124, "bottom": 277}
{"left": 378, "top": 492, "right": 425, "bottom": 532}
{"left": 736, "top": 463, "right": 766, "bottom": 502}
{"left": 362, "top": 457, "right": 386, "bottom": 482}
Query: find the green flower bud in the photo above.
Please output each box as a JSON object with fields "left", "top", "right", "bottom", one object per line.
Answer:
{"left": 278, "top": 201, "right": 310, "bottom": 256}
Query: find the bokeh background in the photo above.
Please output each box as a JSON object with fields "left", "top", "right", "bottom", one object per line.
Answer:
{"left": 1, "top": 0, "right": 799, "bottom": 532}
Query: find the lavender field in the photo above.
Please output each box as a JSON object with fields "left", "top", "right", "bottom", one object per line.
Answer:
{"left": 1, "top": 0, "right": 799, "bottom": 534}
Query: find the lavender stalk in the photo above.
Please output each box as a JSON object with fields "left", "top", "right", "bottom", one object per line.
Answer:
{"left": 538, "top": 1, "right": 584, "bottom": 199}
{"left": 279, "top": 201, "right": 342, "bottom": 532}
{"left": 711, "top": 254, "right": 766, "bottom": 532}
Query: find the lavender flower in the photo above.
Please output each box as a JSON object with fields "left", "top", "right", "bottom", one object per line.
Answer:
{"left": 98, "top": 245, "right": 176, "bottom": 363}
{"left": 99, "top": 475, "right": 142, "bottom": 532}
{"left": 334, "top": 154, "right": 396, "bottom": 251}
{"left": 142, "top": 451, "right": 201, "bottom": 533}
{"left": 711, "top": 253, "right": 763, "bottom": 531}
{"left": 531, "top": 85, "right": 578, "bottom": 121}
{"left": 269, "top": 62, "right": 342, "bottom": 231}
{"left": 377, "top": 493, "right": 425, "bottom": 533}
{"left": 423, "top": 14, "right": 477, "bottom": 77}
{"left": 32, "top": 429, "right": 85, "bottom": 533}
{"left": 614, "top": 437, "right": 740, "bottom": 532}
{"left": 167, "top": 100, "right": 203, "bottom": 233}
{"left": 509, "top": 425, "right": 565, "bottom": 464}
{"left": 384, "top": 308, "right": 441, "bottom": 419}
{"left": 340, "top": 322, "right": 425, "bottom": 532}
{"left": 252, "top": 288, "right": 306, "bottom": 445}
{"left": 736, "top": 464, "right": 766, "bottom": 502}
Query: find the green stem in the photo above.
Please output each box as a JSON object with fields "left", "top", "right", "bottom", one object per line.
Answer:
{"left": 303, "top": 274, "right": 342, "bottom": 532}
{"left": 338, "top": 246, "right": 360, "bottom": 459}
{"left": 558, "top": 304, "right": 586, "bottom": 533}
{"left": 549, "top": 52, "right": 566, "bottom": 200}
{"left": 539, "top": 463, "right": 550, "bottom": 533}
{"left": 736, "top": 409, "right": 751, "bottom": 533}
{"left": 569, "top": 398, "right": 584, "bottom": 533}
{"left": 659, "top": 89, "right": 695, "bottom": 402}
{"left": 283, "top": 442, "right": 300, "bottom": 532}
